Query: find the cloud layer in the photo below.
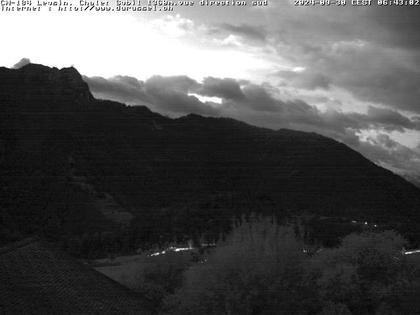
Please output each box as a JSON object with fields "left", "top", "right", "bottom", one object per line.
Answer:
{"left": 5, "top": 3, "right": 419, "bottom": 178}
{"left": 85, "top": 73, "right": 420, "bottom": 178}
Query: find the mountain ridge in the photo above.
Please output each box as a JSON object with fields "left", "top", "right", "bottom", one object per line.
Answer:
{"left": 1, "top": 63, "right": 420, "bottom": 253}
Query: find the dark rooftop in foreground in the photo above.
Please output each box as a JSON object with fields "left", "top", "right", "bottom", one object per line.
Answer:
{"left": 0, "top": 238, "right": 150, "bottom": 314}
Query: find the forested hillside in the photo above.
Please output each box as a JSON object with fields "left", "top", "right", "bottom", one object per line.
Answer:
{"left": 1, "top": 64, "right": 420, "bottom": 256}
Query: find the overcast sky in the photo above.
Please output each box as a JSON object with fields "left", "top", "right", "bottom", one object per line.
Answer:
{"left": 1, "top": 2, "right": 419, "bottom": 178}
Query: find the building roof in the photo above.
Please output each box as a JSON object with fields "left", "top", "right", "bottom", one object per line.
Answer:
{"left": 0, "top": 238, "right": 151, "bottom": 314}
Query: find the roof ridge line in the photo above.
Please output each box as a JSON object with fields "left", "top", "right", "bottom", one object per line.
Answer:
{"left": 0, "top": 236, "right": 40, "bottom": 255}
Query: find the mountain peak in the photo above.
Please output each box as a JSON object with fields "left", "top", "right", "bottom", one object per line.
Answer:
{"left": 0, "top": 64, "right": 94, "bottom": 110}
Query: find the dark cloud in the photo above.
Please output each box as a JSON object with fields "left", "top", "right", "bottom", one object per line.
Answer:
{"left": 216, "top": 23, "right": 267, "bottom": 42}
{"left": 276, "top": 70, "right": 331, "bottom": 90}
{"left": 354, "top": 133, "right": 420, "bottom": 176}
{"left": 275, "top": 40, "right": 420, "bottom": 113}
{"left": 145, "top": 75, "right": 199, "bottom": 93}
{"left": 367, "top": 6, "right": 420, "bottom": 49}
{"left": 144, "top": 77, "right": 219, "bottom": 116}
{"left": 226, "top": 83, "right": 284, "bottom": 112}
{"left": 85, "top": 72, "right": 420, "bottom": 176}
{"left": 376, "top": 134, "right": 398, "bottom": 150}
{"left": 86, "top": 74, "right": 420, "bottom": 133}
{"left": 84, "top": 75, "right": 149, "bottom": 105}
{"left": 253, "top": 4, "right": 420, "bottom": 113}
{"left": 85, "top": 75, "right": 218, "bottom": 117}
{"left": 152, "top": 90, "right": 219, "bottom": 116}
{"left": 265, "top": 4, "right": 420, "bottom": 53}
{"left": 324, "top": 45, "right": 420, "bottom": 113}
{"left": 197, "top": 77, "right": 245, "bottom": 100}
{"left": 366, "top": 106, "right": 420, "bottom": 132}
{"left": 143, "top": 75, "right": 219, "bottom": 116}
{"left": 12, "top": 58, "right": 31, "bottom": 69}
